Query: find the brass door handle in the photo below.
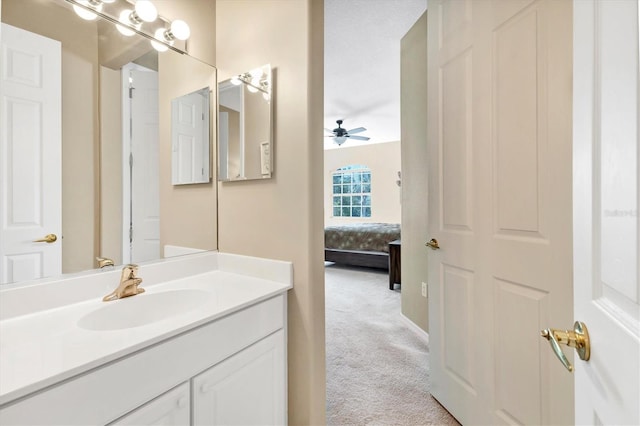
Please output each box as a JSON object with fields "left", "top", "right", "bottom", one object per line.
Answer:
{"left": 540, "top": 321, "right": 590, "bottom": 372}
{"left": 425, "top": 238, "right": 440, "bottom": 250}
{"left": 33, "top": 234, "right": 57, "bottom": 243}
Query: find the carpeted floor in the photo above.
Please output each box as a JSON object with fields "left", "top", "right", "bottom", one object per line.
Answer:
{"left": 325, "top": 263, "right": 460, "bottom": 426}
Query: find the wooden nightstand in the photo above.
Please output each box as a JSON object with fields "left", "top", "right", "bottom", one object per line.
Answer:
{"left": 389, "top": 239, "right": 401, "bottom": 290}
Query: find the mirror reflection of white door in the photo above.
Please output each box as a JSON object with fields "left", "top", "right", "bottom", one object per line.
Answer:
{"left": 573, "top": 1, "right": 640, "bottom": 424}
{"left": 0, "top": 24, "right": 61, "bottom": 285}
{"left": 127, "top": 68, "right": 159, "bottom": 264}
{"left": 171, "top": 88, "right": 209, "bottom": 185}
{"left": 427, "top": 0, "right": 573, "bottom": 423}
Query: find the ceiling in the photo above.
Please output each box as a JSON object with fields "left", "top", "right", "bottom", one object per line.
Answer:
{"left": 324, "top": 0, "right": 428, "bottom": 150}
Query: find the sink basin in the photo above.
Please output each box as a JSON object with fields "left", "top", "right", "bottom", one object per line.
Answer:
{"left": 78, "top": 289, "right": 212, "bottom": 331}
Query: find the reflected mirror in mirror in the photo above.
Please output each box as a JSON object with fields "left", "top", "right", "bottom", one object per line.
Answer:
{"left": 218, "top": 64, "right": 273, "bottom": 181}
{"left": 0, "top": 0, "right": 218, "bottom": 286}
{"left": 171, "top": 87, "right": 211, "bottom": 185}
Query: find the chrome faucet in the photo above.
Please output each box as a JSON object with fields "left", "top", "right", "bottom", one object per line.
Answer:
{"left": 103, "top": 264, "right": 145, "bottom": 302}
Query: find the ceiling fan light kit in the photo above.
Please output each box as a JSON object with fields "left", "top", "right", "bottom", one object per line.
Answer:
{"left": 325, "top": 119, "right": 370, "bottom": 146}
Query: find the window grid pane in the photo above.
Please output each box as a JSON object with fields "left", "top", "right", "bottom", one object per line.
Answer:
{"left": 331, "top": 166, "right": 372, "bottom": 218}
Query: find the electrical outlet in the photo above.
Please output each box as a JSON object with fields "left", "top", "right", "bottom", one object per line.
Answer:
{"left": 421, "top": 282, "right": 427, "bottom": 297}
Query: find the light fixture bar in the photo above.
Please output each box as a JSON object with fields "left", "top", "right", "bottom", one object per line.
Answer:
{"left": 64, "top": 0, "right": 189, "bottom": 55}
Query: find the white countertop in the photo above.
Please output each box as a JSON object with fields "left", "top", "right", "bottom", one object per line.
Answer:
{"left": 0, "top": 252, "right": 292, "bottom": 406}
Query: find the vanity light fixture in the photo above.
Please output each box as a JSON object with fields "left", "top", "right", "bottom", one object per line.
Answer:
{"left": 230, "top": 73, "right": 249, "bottom": 86}
{"left": 67, "top": 0, "right": 191, "bottom": 53}
{"left": 228, "top": 70, "right": 271, "bottom": 97}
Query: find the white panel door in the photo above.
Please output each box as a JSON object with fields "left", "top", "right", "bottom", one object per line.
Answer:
{"left": 130, "top": 69, "right": 159, "bottom": 264}
{"left": 171, "top": 89, "right": 208, "bottom": 185}
{"left": 0, "top": 23, "right": 61, "bottom": 285}
{"left": 573, "top": 1, "right": 640, "bottom": 424}
{"left": 427, "top": 1, "right": 573, "bottom": 424}
{"left": 192, "top": 330, "right": 286, "bottom": 426}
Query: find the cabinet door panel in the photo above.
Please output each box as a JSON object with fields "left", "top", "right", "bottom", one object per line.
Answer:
{"left": 193, "top": 331, "right": 285, "bottom": 426}
{"left": 110, "top": 383, "right": 190, "bottom": 426}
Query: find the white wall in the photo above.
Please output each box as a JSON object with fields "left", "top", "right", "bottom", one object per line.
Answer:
{"left": 324, "top": 141, "right": 401, "bottom": 226}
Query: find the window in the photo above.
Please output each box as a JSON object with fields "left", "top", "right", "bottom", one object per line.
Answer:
{"left": 332, "top": 165, "right": 371, "bottom": 218}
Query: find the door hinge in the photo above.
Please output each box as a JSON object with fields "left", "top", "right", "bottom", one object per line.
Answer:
{"left": 129, "top": 226, "right": 133, "bottom": 243}
{"left": 129, "top": 152, "right": 133, "bottom": 168}
{"left": 129, "top": 87, "right": 135, "bottom": 98}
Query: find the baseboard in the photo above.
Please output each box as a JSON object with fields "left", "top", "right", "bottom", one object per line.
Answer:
{"left": 400, "top": 313, "right": 429, "bottom": 345}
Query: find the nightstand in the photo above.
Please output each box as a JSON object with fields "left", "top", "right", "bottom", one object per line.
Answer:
{"left": 389, "top": 239, "right": 401, "bottom": 290}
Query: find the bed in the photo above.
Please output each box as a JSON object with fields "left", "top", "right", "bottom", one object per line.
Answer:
{"left": 324, "top": 223, "right": 401, "bottom": 270}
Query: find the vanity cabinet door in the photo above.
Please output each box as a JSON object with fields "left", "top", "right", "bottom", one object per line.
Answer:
{"left": 193, "top": 330, "right": 286, "bottom": 426}
{"left": 109, "top": 383, "right": 190, "bottom": 426}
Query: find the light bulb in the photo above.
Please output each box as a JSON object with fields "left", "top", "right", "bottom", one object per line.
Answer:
{"left": 230, "top": 77, "right": 242, "bottom": 86}
{"left": 249, "top": 68, "right": 264, "bottom": 79}
{"left": 135, "top": 0, "right": 158, "bottom": 22}
{"left": 170, "top": 20, "right": 190, "bottom": 41}
{"left": 151, "top": 28, "right": 169, "bottom": 52}
{"left": 116, "top": 10, "right": 136, "bottom": 36}
{"left": 73, "top": 1, "right": 101, "bottom": 20}
{"left": 247, "top": 84, "right": 259, "bottom": 93}
{"left": 263, "top": 92, "right": 270, "bottom": 101}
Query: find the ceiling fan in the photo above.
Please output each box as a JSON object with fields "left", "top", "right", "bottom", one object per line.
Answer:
{"left": 325, "top": 119, "right": 370, "bottom": 146}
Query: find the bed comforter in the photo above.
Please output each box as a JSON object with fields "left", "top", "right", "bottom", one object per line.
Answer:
{"left": 324, "top": 223, "right": 401, "bottom": 253}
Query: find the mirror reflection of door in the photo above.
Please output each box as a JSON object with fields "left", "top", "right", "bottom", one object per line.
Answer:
{"left": 171, "top": 87, "right": 211, "bottom": 185}
{"left": 0, "top": 24, "right": 62, "bottom": 284}
{"left": 122, "top": 64, "right": 160, "bottom": 265}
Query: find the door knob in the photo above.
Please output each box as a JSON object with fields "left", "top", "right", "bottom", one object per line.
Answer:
{"left": 33, "top": 234, "right": 57, "bottom": 243}
{"left": 540, "top": 321, "right": 590, "bottom": 372}
{"left": 425, "top": 238, "right": 440, "bottom": 250}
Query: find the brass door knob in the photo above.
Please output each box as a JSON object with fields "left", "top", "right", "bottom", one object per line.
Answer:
{"left": 33, "top": 234, "right": 57, "bottom": 243}
{"left": 425, "top": 238, "right": 440, "bottom": 250}
{"left": 540, "top": 321, "right": 590, "bottom": 372}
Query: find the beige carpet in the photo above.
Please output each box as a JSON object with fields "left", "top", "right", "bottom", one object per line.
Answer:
{"left": 325, "top": 263, "right": 460, "bottom": 426}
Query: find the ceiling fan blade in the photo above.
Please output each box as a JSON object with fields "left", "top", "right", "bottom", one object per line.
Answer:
{"left": 324, "top": 128, "right": 334, "bottom": 134}
{"left": 348, "top": 135, "right": 370, "bottom": 141}
{"left": 346, "top": 127, "right": 366, "bottom": 134}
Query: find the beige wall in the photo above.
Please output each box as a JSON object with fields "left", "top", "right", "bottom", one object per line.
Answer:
{"left": 99, "top": 66, "right": 123, "bottom": 265}
{"left": 216, "top": 0, "right": 326, "bottom": 424}
{"left": 400, "top": 12, "right": 429, "bottom": 332}
{"left": 2, "top": 0, "right": 99, "bottom": 274}
{"left": 159, "top": 51, "right": 218, "bottom": 252}
{"left": 324, "top": 141, "right": 401, "bottom": 226}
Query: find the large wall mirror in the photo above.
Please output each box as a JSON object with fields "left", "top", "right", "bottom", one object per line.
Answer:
{"left": 218, "top": 64, "right": 273, "bottom": 181}
{"left": 0, "top": 0, "right": 218, "bottom": 286}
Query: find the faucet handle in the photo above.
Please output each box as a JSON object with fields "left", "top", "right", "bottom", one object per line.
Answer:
{"left": 122, "top": 263, "right": 139, "bottom": 277}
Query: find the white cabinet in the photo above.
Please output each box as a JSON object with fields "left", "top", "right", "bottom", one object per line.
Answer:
{"left": 110, "top": 383, "right": 190, "bottom": 426}
{"left": 0, "top": 295, "right": 287, "bottom": 426}
{"left": 193, "top": 330, "right": 286, "bottom": 426}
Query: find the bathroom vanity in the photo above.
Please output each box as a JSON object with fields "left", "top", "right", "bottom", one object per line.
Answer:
{"left": 0, "top": 252, "right": 292, "bottom": 425}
